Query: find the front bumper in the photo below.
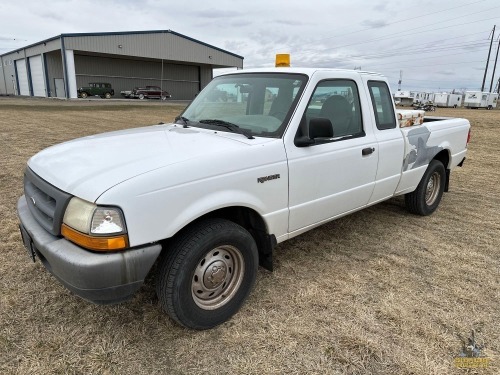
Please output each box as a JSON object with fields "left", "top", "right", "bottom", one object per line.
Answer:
{"left": 17, "top": 196, "right": 162, "bottom": 304}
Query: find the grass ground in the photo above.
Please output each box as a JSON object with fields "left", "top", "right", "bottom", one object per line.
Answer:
{"left": 0, "top": 97, "right": 498, "bottom": 374}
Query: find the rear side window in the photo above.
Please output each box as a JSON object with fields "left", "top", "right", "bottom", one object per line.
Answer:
{"left": 368, "top": 81, "right": 396, "bottom": 130}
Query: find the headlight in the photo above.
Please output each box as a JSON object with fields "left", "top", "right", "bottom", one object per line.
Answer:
{"left": 62, "top": 197, "right": 129, "bottom": 251}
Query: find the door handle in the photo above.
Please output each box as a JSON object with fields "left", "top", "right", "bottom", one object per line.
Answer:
{"left": 362, "top": 147, "right": 375, "bottom": 156}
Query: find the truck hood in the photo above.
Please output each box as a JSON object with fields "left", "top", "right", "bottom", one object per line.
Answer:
{"left": 28, "top": 124, "right": 271, "bottom": 202}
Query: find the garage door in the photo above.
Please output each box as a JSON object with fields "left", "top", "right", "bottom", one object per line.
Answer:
{"left": 29, "top": 55, "right": 46, "bottom": 97}
{"left": 15, "top": 59, "right": 30, "bottom": 96}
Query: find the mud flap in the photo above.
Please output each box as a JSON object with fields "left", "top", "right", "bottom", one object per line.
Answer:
{"left": 259, "top": 234, "right": 277, "bottom": 271}
{"left": 444, "top": 169, "right": 450, "bottom": 192}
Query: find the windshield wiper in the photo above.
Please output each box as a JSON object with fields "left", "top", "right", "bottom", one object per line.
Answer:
{"left": 174, "top": 116, "right": 190, "bottom": 128}
{"left": 199, "top": 119, "right": 254, "bottom": 139}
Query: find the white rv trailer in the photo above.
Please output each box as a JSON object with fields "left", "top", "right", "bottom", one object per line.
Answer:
{"left": 411, "top": 91, "right": 422, "bottom": 103}
{"left": 421, "top": 92, "right": 435, "bottom": 103}
{"left": 410, "top": 91, "right": 435, "bottom": 104}
{"left": 464, "top": 91, "right": 498, "bottom": 109}
{"left": 447, "top": 93, "right": 462, "bottom": 108}
{"left": 434, "top": 93, "right": 449, "bottom": 107}
{"left": 434, "top": 93, "right": 462, "bottom": 108}
{"left": 394, "top": 90, "right": 414, "bottom": 106}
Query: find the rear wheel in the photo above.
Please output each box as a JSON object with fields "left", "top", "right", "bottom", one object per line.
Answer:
{"left": 104, "top": 92, "right": 112, "bottom": 99}
{"left": 80, "top": 92, "right": 88, "bottom": 99}
{"left": 156, "top": 219, "right": 258, "bottom": 329}
{"left": 405, "top": 160, "right": 446, "bottom": 216}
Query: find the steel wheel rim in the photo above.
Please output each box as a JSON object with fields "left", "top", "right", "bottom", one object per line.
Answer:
{"left": 425, "top": 172, "right": 441, "bottom": 205}
{"left": 192, "top": 245, "right": 245, "bottom": 310}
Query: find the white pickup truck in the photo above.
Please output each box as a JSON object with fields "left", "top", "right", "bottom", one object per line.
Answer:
{"left": 18, "top": 68, "right": 470, "bottom": 329}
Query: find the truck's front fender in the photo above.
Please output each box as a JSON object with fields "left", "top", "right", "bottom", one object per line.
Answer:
{"left": 96, "top": 141, "right": 290, "bottom": 247}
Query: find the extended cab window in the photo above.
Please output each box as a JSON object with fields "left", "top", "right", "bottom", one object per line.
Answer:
{"left": 368, "top": 81, "right": 396, "bottom": 130}
{"left": 303, "top": 80, "right": 363, "bottom": 139}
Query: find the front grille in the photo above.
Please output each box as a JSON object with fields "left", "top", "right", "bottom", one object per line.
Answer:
{"left": 24, "top": 167, "right": 72, "bottom": 236}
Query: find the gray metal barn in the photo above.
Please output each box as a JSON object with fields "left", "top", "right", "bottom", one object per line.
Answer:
{"left": 0, "top": 30, "right": 244, "bottom": 100}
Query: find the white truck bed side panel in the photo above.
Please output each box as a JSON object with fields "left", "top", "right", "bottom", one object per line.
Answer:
{"left": 396, "top": 118, "right": 469, "bottom": 193}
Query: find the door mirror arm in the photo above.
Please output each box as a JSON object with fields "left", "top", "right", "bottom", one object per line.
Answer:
{"left": 295, "top": 136, "right": 315, "bottom": 147}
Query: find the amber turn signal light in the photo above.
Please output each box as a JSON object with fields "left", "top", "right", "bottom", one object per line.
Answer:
{"left": 61, "top": 224, "right": 129, "bottom": 251}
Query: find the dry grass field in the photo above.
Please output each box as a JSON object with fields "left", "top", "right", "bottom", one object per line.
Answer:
{"left": 0, "top": 97, "right": 498, "bottom": 374}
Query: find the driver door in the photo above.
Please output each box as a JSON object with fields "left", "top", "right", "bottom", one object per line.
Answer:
{"left": 286, "top": 77, "right": 378, "bottom": 233}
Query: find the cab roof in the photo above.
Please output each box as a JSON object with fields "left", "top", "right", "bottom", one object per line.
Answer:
{"left": 218, "top": 67, "right": 386, "bottom": 78}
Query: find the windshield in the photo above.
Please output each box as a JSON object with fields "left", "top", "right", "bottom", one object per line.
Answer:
{"left": 179, "top": 73, "right": 308, "bottom": 138}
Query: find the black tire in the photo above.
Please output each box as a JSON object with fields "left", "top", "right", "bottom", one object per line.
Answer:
{"left": 405, "top": 160, "right": 446, "bottom": 216}
{"left": 80, "top": 92, "right": 88, "bottom": 99}
{"left": 104, "top": 92, "right": 112, "bottom": 99}
{"left": 156, "top": 218, "right": 258, "bottom": 329}
{"left": 138, "top": 93, "right": 145, "bottom": 100}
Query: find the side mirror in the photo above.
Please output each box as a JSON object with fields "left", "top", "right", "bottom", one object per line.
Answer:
{"left": 309, "top": 118, "right": 333, "bottom": 138}
{"left": 295, "top": 118, "right": 334, "bottom": 147}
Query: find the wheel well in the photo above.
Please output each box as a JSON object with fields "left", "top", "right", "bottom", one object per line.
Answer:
{"left": 433, "top": 149, "right": 450, "bottom": 169}
{"left": 179, "top": 207, "right": 275, "bottom": 271}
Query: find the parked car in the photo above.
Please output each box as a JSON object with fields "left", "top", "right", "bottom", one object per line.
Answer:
{"left": 78, "top": 83, "right": 114, "bottom": 99}
{"left": 131, "top": 86, "right": 171, "bottom": 100}
{"left": 120, "top": 90, "right": 132, "bottom": 98}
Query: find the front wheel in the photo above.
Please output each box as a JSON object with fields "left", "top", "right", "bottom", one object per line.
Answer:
{"left": 80, "top": 92, "right": 88, "bottom": 99}
{"left": 156, "top": 219, "right": 258, "bottom": 329}
{"left": 405, "top": 160, "right": 446, "bottom": 215}
{"left": 104, "top": 92, "right": 112, "bottom": 99}
{"left": 138, "top": 93, "right": 145, "bottom": 100}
